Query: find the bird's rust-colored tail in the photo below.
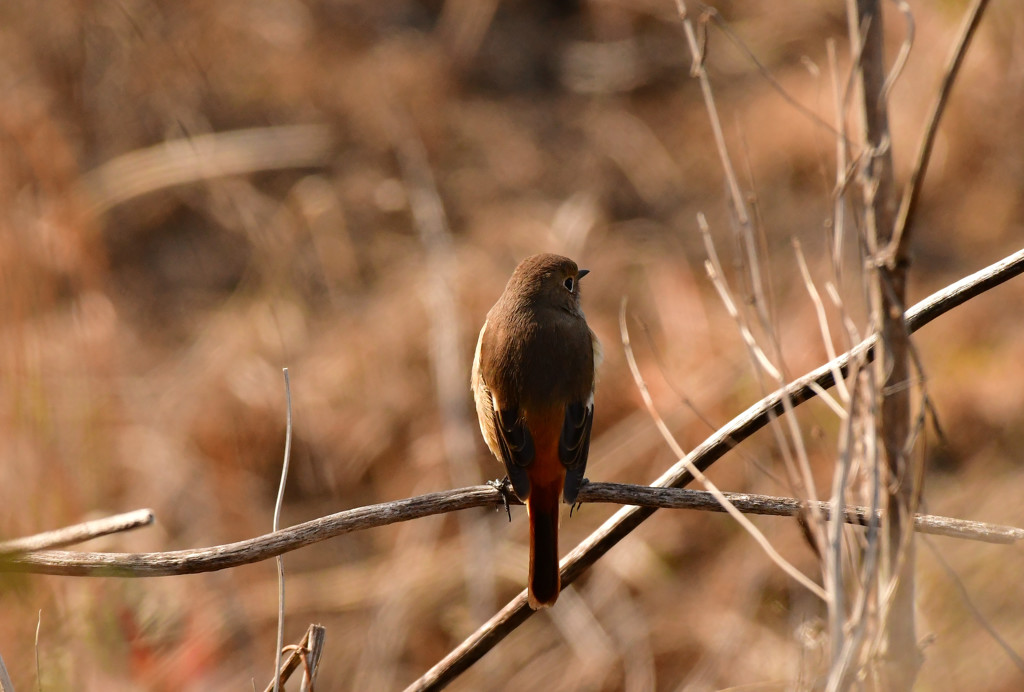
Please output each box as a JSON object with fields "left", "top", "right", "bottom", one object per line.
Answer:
{"left": 526, "top": 482, "right": 561, "bottom": 608}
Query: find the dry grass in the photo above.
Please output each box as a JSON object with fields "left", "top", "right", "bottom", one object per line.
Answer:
{"left": 1, "top": 1, "right": 1023, "bottom": 690}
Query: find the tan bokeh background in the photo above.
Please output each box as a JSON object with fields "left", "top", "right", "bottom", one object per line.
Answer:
{"left": 1, "top": 1, "right": 1023, "bottom": 690}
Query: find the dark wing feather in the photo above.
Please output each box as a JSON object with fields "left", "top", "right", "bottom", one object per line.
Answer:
{"left": 493, "top": 407, "right": 534, "bottom": 501}
{"left": 559, "top": 400, "right": 593, "bottom": 503}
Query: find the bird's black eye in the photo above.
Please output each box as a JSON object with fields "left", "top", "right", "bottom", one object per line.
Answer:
{"left": 563, "top": 276, "right": 574, "bottom": 292}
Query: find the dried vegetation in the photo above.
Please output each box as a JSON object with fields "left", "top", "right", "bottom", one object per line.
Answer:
{"left": 1, "top": 1, "right": 1023, "bottom": 690}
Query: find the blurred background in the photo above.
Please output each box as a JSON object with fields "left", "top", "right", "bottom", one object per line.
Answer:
{"left": 1, "top": 1, "right": 1023, "bottom": 690}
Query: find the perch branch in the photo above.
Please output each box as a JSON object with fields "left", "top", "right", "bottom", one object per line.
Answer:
{"left": 2, "top": 483, "right": 1021, "bottom": 578}
{"left": 1, "top": 487, "right": 497, "bottom": 576}
{"left": 583, "top": 483, "right": 1023, "bottom": 543}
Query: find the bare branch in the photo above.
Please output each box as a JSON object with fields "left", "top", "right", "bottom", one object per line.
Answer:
{"left": 34, "top": 610, "right": 41, "bottom": 692}
{"left": 922, "top": 537, "right": 1024, "bottom": 673}
{"left": 0, "top": 509, "right": 155, "bottom": 556}
{"left": 272, "top": 368, "right": 295, "bottom": 692}
{"left": 620, "top": 298, "right": 828, "bottom": 601}
{"left": 3, "top": 482, "right": 1020, "bottom": 580}
{"left": 674, "top": 0, "right": 748, "bottom": 226}
{"left": 582, "top": 484, "right": 1024, "bottom": 544}
{"left": 2, "top": 486, "right": 497, "bottom": 576}
{"left": 849, "top": 0, "right": 920, "bottom": 685}
{"left": 891, "top": 0, "right": 992, "bottom": 260}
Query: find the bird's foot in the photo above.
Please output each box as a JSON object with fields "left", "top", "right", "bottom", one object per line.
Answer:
{"left": 569, "top": 477, "right": 590, "bottom": 518}
{"left": 487, "top": 477, "right": 515, "bottom": 522}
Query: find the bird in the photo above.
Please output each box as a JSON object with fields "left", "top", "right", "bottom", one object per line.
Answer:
{"left": 471, "top": 253, "right": 600, "bottom": 608}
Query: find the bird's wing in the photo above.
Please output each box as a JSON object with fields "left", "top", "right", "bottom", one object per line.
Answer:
{"left": 492, "top": 404, "right": 534, "bottom": 501}
{"left": 473, "top": 319, "right": 534, "bottom": 500}
{"left": 559, "top": 397, "right": 593, "bottom": 504}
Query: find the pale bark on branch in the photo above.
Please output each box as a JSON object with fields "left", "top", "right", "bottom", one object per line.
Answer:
{"left": 3, "top": 483, "right": 1022, "bottom": 578}
{"left": 0, "top": 509, "right": 155, "bottom": 556}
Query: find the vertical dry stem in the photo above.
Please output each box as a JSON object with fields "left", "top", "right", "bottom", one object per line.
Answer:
{"left": 848, "top": 0, "right": 920, "bottom": 688}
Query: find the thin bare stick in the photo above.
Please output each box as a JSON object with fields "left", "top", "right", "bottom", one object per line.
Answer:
{"left": 262, "top": 624, "right": 327, "bottom": 692}
{"left": 849, "top": 1, "right": 919, "bottom": 685}
{"left": 675, "top": 0, "right": 748, "bottom": 226}
{"left": 3, "top": 487, "right": 499, "bottom": 576}
{"left": 702, "top": 217, "right": 828, "bottom": 553}
{"left": 272, "top": 369, "right": 294, "bottom": 692}
{"left": 701, "top": 8, "right": 842, "bottom": 139}
{"left": 402, "top": 246, "right": 1024, "bottom": 692}
{"left": 922, "top": 537, "right": 1024, "bottom": 672}
{"left": 891, "top": 0, "right": 991, "bottom": 260}
{"left": 620, "top": 299, "right": 828, "bottom": 600}
{"left": 795, "top": 239, "right": 850, "bottom": 404}
{"left": 580, "top": 484, "right": 1024, "bottom": 544}
{"left": 34, "top": 610, "right": 41, "bottom": 692}
{"left": 0, "top": 509, "right": 155, "bottom": 556}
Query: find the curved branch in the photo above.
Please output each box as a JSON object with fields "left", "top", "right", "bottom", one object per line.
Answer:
{"left": 5, "top": 480, "right": 1021, "bottom": 577}
{"left": 3, "top": 487, "right": 495, "bottom": 576}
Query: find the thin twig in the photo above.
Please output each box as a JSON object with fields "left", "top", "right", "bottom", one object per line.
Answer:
{"left": 891, "top": 0, "right": 991, "bottom": 261}
{"left": 795, "top": 239, "right": 850, "bottom": 405}
{"left": 922, "top": 536, "right": 1024, "bottom": 673}
{"left": 675, "top": 0, "right": 748, "bottom": 226}
{"left": 701, "top": 8, "right": 843, "bottom": 140}
{"left": 0, "top": 509, "right": 155, "bottom": 556}
{"left": 704, "top": 215, "right": 830, "bottom": 564}
{"left": 620, "top": 298, "right": 828, "bottom": 601}
{"left": 272, "top": 369, "right": 294, "bottom": 692}
{"left": 34, "top": 610, "right": 42, "bottom": 692}
{"left": 849, "top": 0, "right": 920, "bottom": 685}
{"left": 581, "top": 484, "right": 1024, "bottom": 544}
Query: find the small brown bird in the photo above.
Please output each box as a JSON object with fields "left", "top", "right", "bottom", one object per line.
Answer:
{"left": 472, "top": 253, "right": 600, "bottom": 608}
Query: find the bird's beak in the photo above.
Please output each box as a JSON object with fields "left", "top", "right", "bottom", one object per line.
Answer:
{"left": 577, "top": 269, "right": 590, "bottom": 280}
